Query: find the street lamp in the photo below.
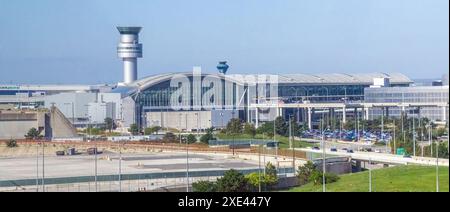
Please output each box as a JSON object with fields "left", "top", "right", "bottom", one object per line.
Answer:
{"left": 232, "top": 111, "right": 236, "bottom": 156}
{"left": 321, "top": 112, "right": 326, "bottom": 192}
{"left": 186, "top": 127, "right": 190, "bottom": 193}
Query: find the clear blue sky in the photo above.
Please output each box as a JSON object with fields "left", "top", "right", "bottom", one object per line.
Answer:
{"left": 0, "top": 0, "right": 448, "bottom": 84}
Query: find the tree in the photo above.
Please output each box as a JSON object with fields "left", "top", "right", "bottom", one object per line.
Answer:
{"left": 192, "top": 181, "right": 218, "bottom": 192}
{"left": 246, "top": 162, "right": 279, "bottom": 191}
{"left": 274, "top": 117, "right": 287, "bottom": 136}
{"left": 297, "top": 161, "right": 316, "bottom": 185}
{"left": 104, "top": 118, "right": 115, "bottom": 132}
{"left": 226, "top": 118, "right": 243, "bottom": 134}
{"left": 310, "top": 172, "right": 340, "bottom": 185}
{"left": 265, "top": 162, "right": 278, "bottom": 180}
{"left": 163, "top": 132, "right": 177, "bottom": 142}
{"left": 144, "top": 126, "right": 162, "bottom": 135}
{"left": 200, "top": 128, "right": 215, "bottom": 144}
{"left": 25, "top": 128, "right": 41, "bottom": 140}
{"left": 128, "top": 124, "right": 140, "bottom": 135}
{"left": 186, "top": 134, "right": 197, "bottom": 144}
{"left": 6, "top": 139, "right": 18, "bottom": 148}
{"left": 256, "top": 122, "right": 275, "bottom": 138}
{"left": 216, "top": 169, "right": 250, "bottom": 192}
{"left": 243, "top": 123, "right": 256, "bottom": 138}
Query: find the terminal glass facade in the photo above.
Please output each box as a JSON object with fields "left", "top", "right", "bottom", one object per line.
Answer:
{"left": 365, "top": 86, "right": 449, "bottom": 122}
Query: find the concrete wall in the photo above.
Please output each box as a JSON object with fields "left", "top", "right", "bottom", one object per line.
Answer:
{"left": 49, "top": 107, "right": 78, "bottom": 138}
{"left": 0, "top": 111, "right": 45, "bottom": 139}
{"left": 314, "top": 157, "right": 352, "bottom": 175}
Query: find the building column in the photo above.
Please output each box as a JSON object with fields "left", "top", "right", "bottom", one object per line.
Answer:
{"left": 342, "top": 106, "right": 347, "bottom": 124}
{"left": 256, "top": 108, "right": 260, "bottom": 128}
{"left": 364, "top": 107, "right": 370, "bottom": 120}
{"left": 308, "top": 107, "right": 313, "bottom": 130}
{"left": 443, "top": 106, "right": 447, "bottom": 122}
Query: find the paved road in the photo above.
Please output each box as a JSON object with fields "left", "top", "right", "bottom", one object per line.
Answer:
{"left": 0, "top": 152, "right": 260, "bottom": 181}
{"left": 299, "top": 148, "right": 449, "bottom": 166}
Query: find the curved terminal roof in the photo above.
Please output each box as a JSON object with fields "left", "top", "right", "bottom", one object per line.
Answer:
{"left": 277, "top": 73, "right": 412, "bottom": 85}
{"left": 112, "top": 72, "right": 413, "bottom": 96}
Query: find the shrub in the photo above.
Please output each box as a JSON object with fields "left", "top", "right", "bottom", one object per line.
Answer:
{"left": 297, "top": 161, "right": 316, "bottom": 185}
{"left": 186, "top": 134, "right": 197, "bottom": 144}
{"left": 25, "top": 128, "right": 41, "bottom": 139}
{"left": 163, "top": 132, "right": 177, "bottom": 142}
{"left": 310, "top": 171, "right": 340, "bottom": 185}
{"left": 200, "top": 128, "right": 215, "bottom": 144}
{"left": 226, "top": 118, "right": 243, "bottom": 134}
{"left": 6, "top": 139, "right": 18, "bottom": 148}
{"left": 216, "top": 169, "right": 250, "bottom": 192}
{"left": 128, "top": 124, "right": 140, "bottom": 135}
{"left": 192, "top": 181, "right": 218, "bottom": 192}
{"left": 243, "top": 123, "right": 256, "bottom": 138}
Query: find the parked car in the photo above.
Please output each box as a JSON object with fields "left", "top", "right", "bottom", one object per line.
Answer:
{"left": 312, "top": 146, "right": 320, "bottom": 150}
{"left": 56, "top": 151, "right": 65, "bottom": 156}
{"left": 87, "top": 147, "right": 102, "bottom": 155}
{"left": 330, "top": 148, "right": 338, "bottom": 152}
{"left": 346, "top": 149, "right": 354, "bottom": 153}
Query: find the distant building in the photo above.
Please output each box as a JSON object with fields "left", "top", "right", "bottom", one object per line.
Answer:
{"left": 443, "top": 74, "right": 449, "bottom": 86}
{"left": 365, "top": 86, "right": 449, "bottom": 122}
{"left": 0, "top": 107, "right": 78, "bottom": 140}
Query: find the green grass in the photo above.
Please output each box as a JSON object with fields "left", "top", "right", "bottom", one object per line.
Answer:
{"left": 215, "top": 133, "right": 314, "bottom": 149}
{"left": 289, "top": 165, "right": 449, "bottom": 192}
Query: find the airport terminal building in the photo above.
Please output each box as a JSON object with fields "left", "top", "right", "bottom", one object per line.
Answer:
{"left": 1, "top": 26, "right": 448, "bottom": 136}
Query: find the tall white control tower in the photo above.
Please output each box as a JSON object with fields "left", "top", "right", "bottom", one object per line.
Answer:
{"left": 117, "top": 27, "right": 143, "bottom": 84}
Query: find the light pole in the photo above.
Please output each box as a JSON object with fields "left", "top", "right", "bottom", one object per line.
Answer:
{"left": 232, "top": 111, "right": 236, "bottom": 156}
{"left": 369, "top": 158, "right": 372, "bottom": 192}
{"left": 118, "top": 141, "right": 122, "bottom": 192}
{"left": 36, "top": 139, "right": 39, "bottom": 192}
{"left": 413, "top": 109, "right": 416, "bottom": 157}
{"left": 186, "top": 128, "right": 190, "bottom": 193}
{"left": 436, "top": 141, "right": 439, "bottom": 192}
{"left": 321, "top": 112, "right": 326, "bottom": 192}
{"left": 429, "top": 123, "right": 433, "bottom": 157}
{"left": 274, "top": 119, "right": 277, "bottom": 159}
{"left": 289, "top": 115, "right": 295, "bottom": 171}
{"left": 195, "top": 113, "right": 199, "bottom": 140}
{"left": 42, "top": 135, "right": 45, "bottom": 192}
{"left": 179, "top": 113, "right": 183, "bottom": 145}
{"left": 258, "top": 144, "right": 262, "bottom": 193}
{"left": 393, "top": 119, "right": 396, "bottom": 155}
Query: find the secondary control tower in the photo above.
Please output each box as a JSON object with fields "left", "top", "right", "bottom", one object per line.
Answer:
{"left": 117, "top": 27, "right": 143, "bottom": 84}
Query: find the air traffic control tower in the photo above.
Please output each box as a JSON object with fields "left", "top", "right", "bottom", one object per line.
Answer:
{"left": 117, "top": 27, "right": 143, "bottom": 84}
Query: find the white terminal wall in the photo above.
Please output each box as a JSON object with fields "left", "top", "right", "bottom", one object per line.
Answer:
{"left": 145, "top": 110, "right": 236, "bottom": 131}
{"left": 44, "top": 93, "right": 122, "bottom": 122}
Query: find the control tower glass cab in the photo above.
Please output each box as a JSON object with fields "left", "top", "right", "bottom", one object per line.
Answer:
{"left": 117, "top": 27, "right": 143, "bottom": 84}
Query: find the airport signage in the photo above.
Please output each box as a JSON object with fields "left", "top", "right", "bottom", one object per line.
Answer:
{"left": 0, "top": 85, "right": 20, "bottom": 90}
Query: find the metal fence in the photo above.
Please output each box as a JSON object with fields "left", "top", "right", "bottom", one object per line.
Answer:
{"left": 0, "top": 168, "right": 295, "bottom": 192}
